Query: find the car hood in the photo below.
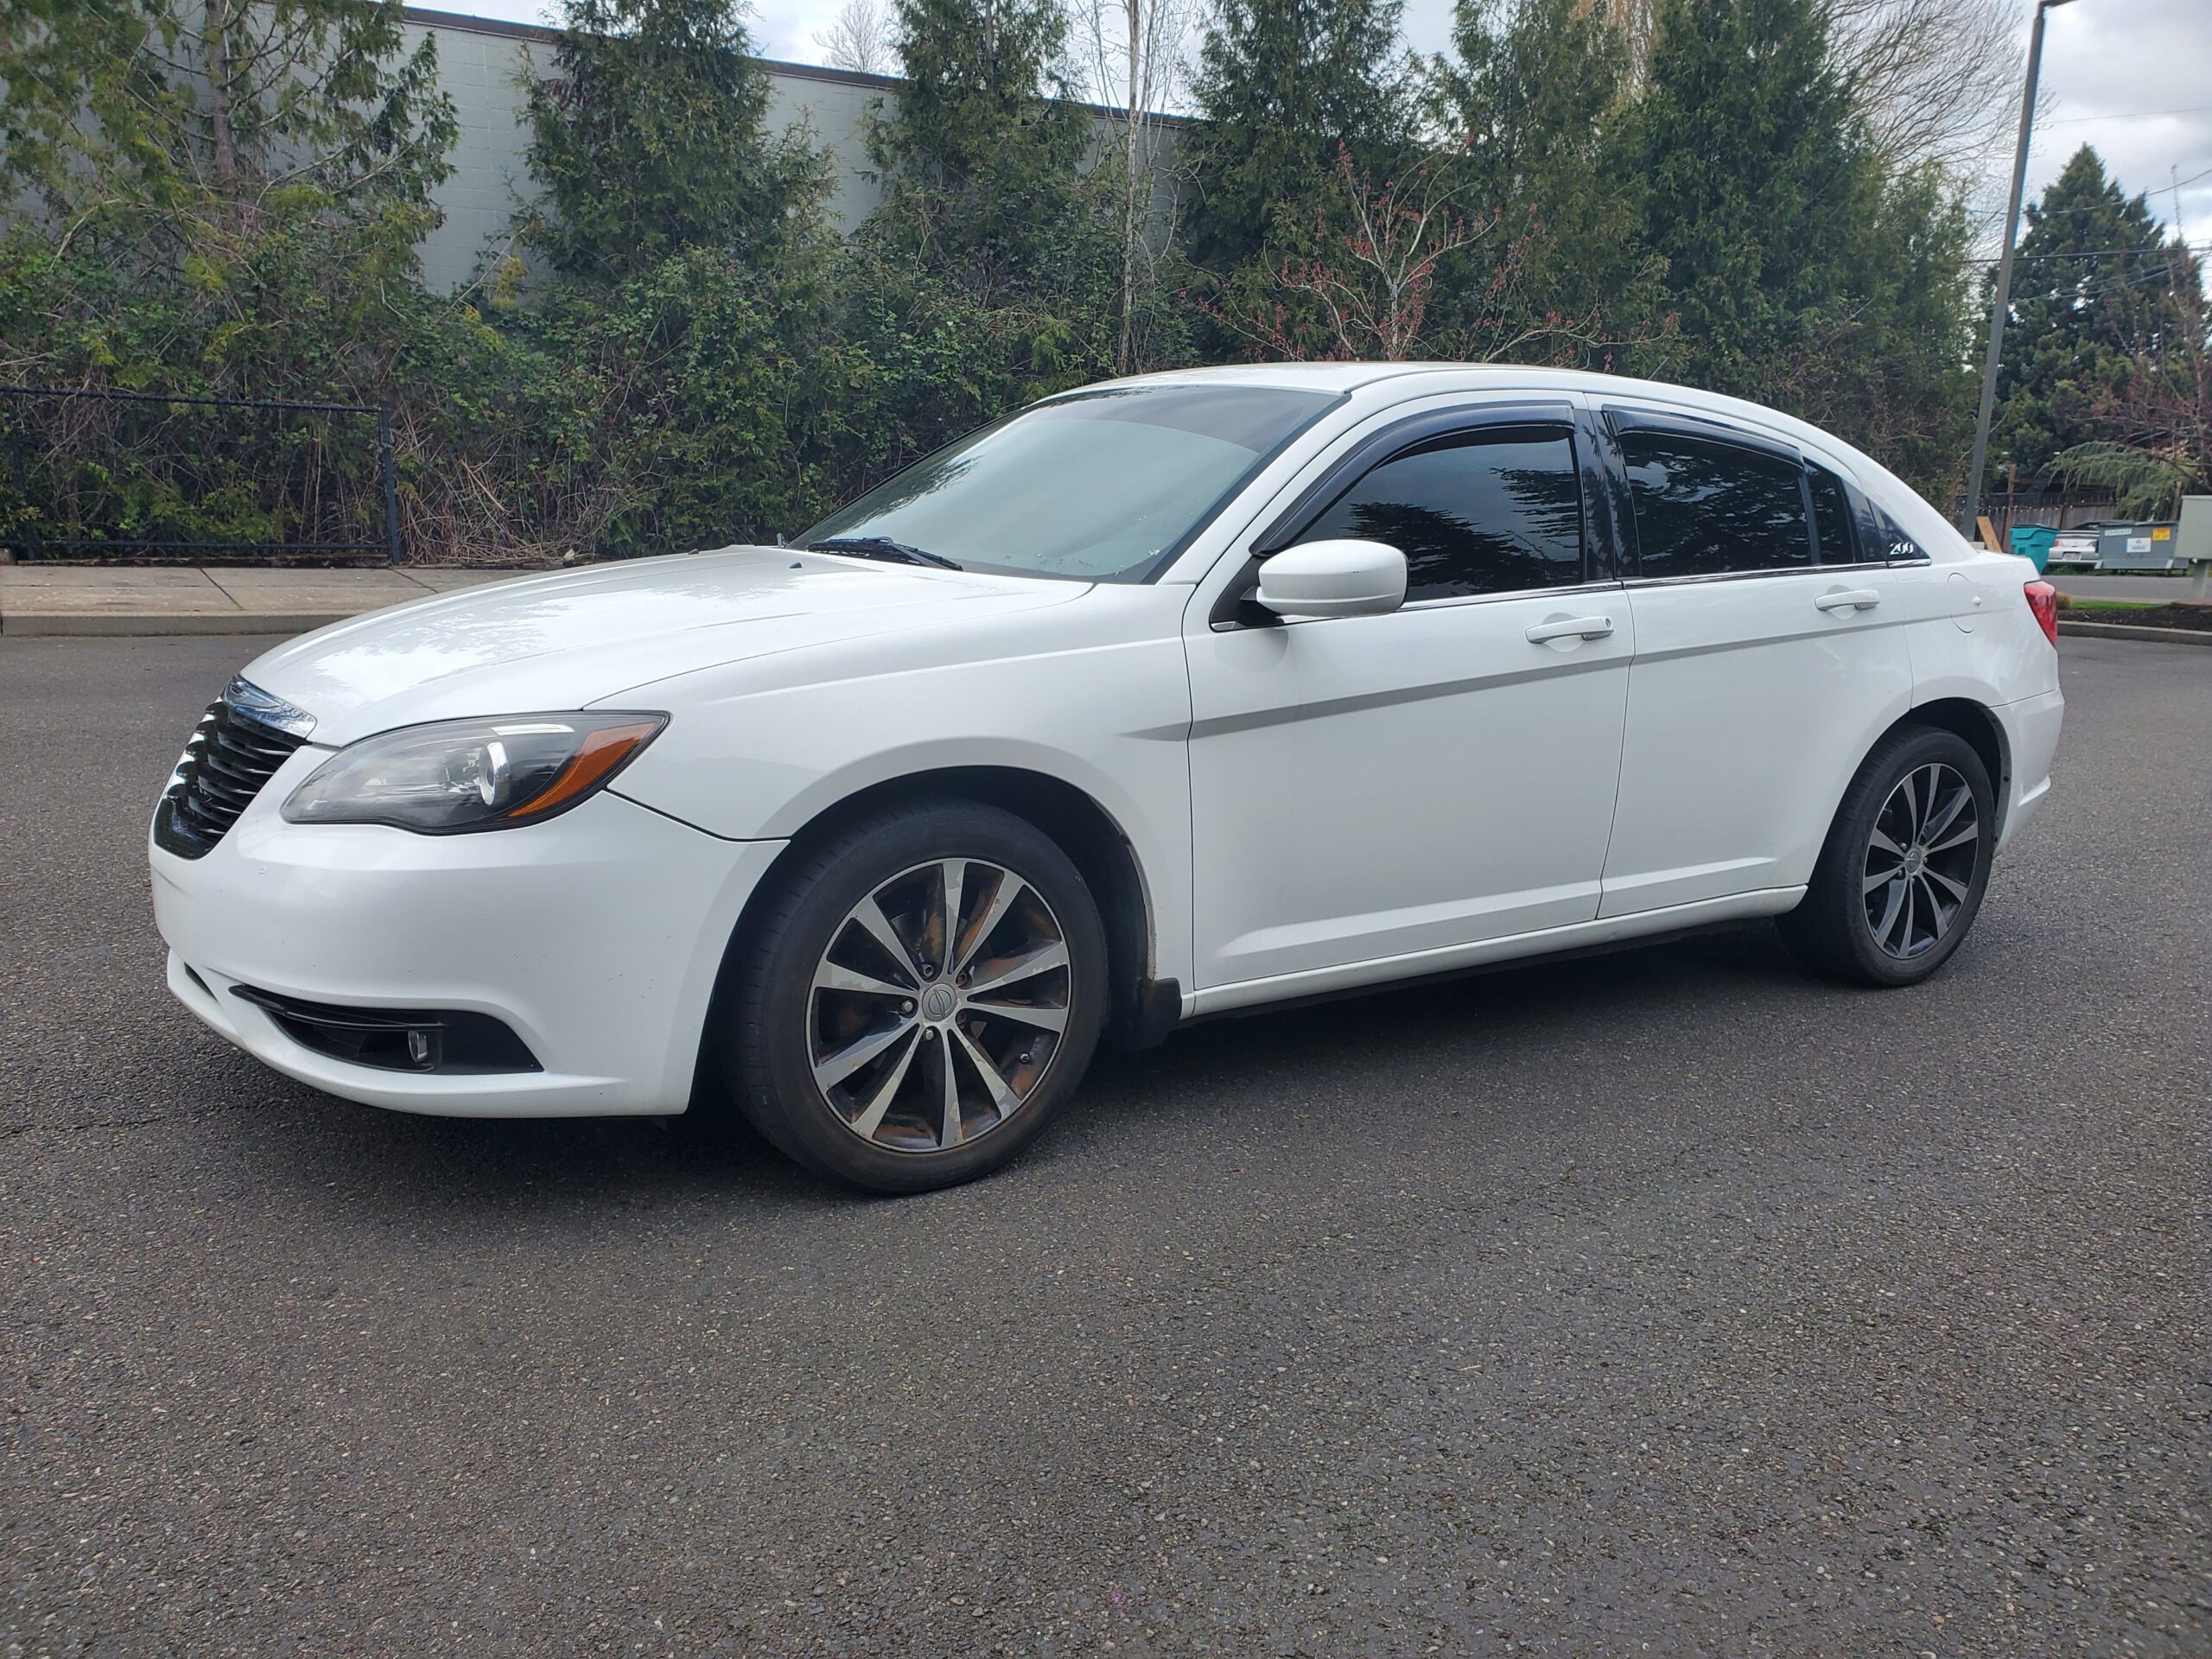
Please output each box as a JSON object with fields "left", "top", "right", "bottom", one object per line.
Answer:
{"left": 243, "top": 546, "right": 1088, "bottom": 745}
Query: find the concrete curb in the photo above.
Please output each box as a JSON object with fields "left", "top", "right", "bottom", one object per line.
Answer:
{"left": 2058, "top": 620, "right": 2212, "bottom": 647}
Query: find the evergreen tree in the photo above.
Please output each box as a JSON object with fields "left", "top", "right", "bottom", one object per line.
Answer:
{"left": 1630, "top": 0, "right": 1863, "bottom": 391}
{"left": 1185, "top": 0, "right": 1408, "bottom": 275}
{"left": 0, "top": 0, "right": 462, "bottom": 404}
{"left": 501, "top": 241, "right": 869, "bottom": 556}
{"left": 835, "top": 0, "right": 1129, "bottom": 491}
{"left": 2046, "top": 245, "right": 2208, "bottom": 516}
{"left": 1783, "top": 160, "right": 1976, "bottom": 490}
{"left": 0, "top": 0, "right": 502, "bottom": 554}
{"left": 863, "top": 0, "right": 1099, "bottom": 301}
{"left": 1625, "top": 0, "right": 1973, "bottom": 488}
{"left": 1425, "top": 0, "right": 1655, "bottom": 364}
{"left": 524, "top": 0, "right": 830, "bottom": 283}
{"left": 1, "top": 0, "right": 455, "bottom": 248}
{"left": 1992, "top": 145, "right": 2196, "bottom": 486}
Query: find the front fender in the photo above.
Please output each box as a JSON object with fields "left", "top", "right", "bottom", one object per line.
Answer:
{"left": 605, "top": 593, "right": 1197, "bottom": 991}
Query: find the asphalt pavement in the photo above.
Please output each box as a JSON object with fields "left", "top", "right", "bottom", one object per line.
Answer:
{"left": 3, "top": 634, "right": 2205, "bottom": 1657}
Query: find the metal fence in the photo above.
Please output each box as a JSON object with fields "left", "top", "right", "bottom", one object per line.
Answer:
{"left": 0, "top": 385, "right": 400, "bottom": 563}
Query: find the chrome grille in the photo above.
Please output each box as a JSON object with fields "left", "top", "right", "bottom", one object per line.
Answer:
{"left": 154, "top": 690, "right": 310, "bottom": 859}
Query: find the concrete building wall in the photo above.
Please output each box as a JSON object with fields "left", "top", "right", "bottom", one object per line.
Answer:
{"left": 403, "top": 7, "right": 898, "bottom": 293}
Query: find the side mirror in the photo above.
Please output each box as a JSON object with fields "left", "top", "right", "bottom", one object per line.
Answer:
{"left": 1253, "top": 539, "right": 1408, "bottom": 620}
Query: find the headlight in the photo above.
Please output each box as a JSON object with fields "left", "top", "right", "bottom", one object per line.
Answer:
{"left": 282, "top": 712, "right": 668, "bottom": 833}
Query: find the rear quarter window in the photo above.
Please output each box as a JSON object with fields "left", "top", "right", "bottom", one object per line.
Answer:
{"left": 1867, "top": 500, "right": 1930, "bottom": 563}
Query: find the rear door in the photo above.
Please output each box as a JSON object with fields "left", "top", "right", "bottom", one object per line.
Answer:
{"left": 1594, "top": 408, "right": 1916, "bottom": 917}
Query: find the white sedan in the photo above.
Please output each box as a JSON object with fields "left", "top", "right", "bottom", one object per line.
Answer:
{"left": 150, "top": 365, "right": 2064, "bottom": 1191}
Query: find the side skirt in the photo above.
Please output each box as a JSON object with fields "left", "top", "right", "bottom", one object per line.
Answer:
{"left": 1186, "top": 887, "right": 1807, "bottom": 1020}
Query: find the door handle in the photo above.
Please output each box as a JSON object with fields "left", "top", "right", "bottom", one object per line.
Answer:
{"left": 1524, "top": 615, "right": 1614, "bottom": 643}
{"left": 1815, "top": 588, "right": 1881, "bottom": 613}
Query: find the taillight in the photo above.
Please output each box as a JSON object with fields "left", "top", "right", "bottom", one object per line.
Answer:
{"left": 2024, "top": 580, "right": 2059, "bottom": 647}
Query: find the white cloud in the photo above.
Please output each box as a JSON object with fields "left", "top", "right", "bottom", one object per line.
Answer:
{"left": 2032, "top": 0, "right": 2212, "bottom": 238}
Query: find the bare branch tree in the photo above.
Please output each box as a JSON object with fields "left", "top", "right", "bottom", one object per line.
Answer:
{"left": 1068, "top": 0, "right": 1197, "bottom": 371}
{"left": 1206, "top": 144, "right": 1660, "bottom": 367}
{"left": 816, "top": 0, "right": 893, "bottom": 75}
{"left": 1208, "top": 148, "right": 1479, "bottom": 361}
{"left": 1821, "top": 0, "right": 2022, "bottom": 203}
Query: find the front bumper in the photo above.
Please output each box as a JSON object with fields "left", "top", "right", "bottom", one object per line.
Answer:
{"left": 150, "top": 754, "right": 784, "bottom": 1116}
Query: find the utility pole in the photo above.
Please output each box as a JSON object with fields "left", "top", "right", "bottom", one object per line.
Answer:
{"left": 1960, "top": 0, "right": 2076, "bottom": 539}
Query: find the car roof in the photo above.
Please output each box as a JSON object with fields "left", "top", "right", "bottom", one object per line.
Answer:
{"left": 1100, "top": 362, "right": 1970, "bottom": 562}
{"left": 1104, "top": 363, "right": 1803, "bottom": 426}
{"left": 1110, "top": 361, "right": 1865, "bottom": 466}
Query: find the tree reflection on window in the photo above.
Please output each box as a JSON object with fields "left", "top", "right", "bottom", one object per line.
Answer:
{"left": 1300, "top": 428, "right": 1586, "bottom": 601}
{"left": 1621, "top": 432, "right": 1814, "bottom": 577}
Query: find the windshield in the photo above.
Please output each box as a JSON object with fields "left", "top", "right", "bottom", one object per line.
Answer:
{"left": 798, "top": 385, "right": 1338, "bottom": 582}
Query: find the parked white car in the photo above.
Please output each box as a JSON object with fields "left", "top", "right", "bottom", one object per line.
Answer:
{"left": 150, "top": 365, "right": 2064, "bottom": 1190}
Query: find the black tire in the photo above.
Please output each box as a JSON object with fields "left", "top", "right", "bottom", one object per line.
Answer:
{"left": 717, "top": 800, "right": 1109, "bottom": 1193}
{"left": 1780, "top": 724, "right": 1997, "bottom": 988}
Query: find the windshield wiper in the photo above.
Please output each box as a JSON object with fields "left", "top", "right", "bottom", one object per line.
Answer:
{"left": 806, "top": 535, "right": 963, "bottom": 570}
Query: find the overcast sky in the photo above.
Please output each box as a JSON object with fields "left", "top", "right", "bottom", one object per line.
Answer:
{"left": 447, "top": 0, "right": 2212, "bottom": 244}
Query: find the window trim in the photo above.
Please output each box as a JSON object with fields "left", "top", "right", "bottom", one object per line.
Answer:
{"left": 1397, "top": 577, "right": 1624, "bottom": 613}
{"left": 1804, "top": 459, "right": 1860, "bottom": 566}
{"left": 1208, "top": 401, "right": 1597, "bottom": 628}
{"left": 1602, "top": 405, "right": 1804, "bottom": 467}
{"left": 1623, "top": 562, "right": 1867, "bottom": 590}
{"left": 1254, "top": 400, "right": 1586, "bottom": 558}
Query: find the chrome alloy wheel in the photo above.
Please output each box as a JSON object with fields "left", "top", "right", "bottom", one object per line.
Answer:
{"left": 806, "top": 860, "right": 1073, "bottom": 1153}
{"left": 1862, "top": 761, "right": 1980, "bottom": 961}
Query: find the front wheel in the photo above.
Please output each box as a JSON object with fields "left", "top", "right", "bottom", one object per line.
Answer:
{"left": 1780, "top": 726, "right": 1997, "bottom": 988}
{"left": 717, "top": 802, "right": 1109, "bottom": 1192}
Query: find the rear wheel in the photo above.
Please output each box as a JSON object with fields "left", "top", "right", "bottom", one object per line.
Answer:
{"left": 718, "top": 802, "right": 1109, "bottom": 1192}
{"left": 1781, "top": 726, "right": 1996, "bottom": 988}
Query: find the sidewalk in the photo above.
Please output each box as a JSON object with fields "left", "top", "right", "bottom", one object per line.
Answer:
{"left": 0, "top": 563, "right": 532, "bottom": 638}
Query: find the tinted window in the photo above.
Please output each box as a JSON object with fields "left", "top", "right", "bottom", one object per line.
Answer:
{"left": 1868, "top": 501, "right": 1928, "bottom": 563}
{"left": 1620, "top": 431, "right": 1812, "bottom": 577}
{"left": 1808, "top": 465, "right": 1856, "bottom": 563}
{"left": 799, "top": 385, "right": 1336, "bottom": 582}
{"left": 1297, "top": 425, "right": 1585, "bottom": 601}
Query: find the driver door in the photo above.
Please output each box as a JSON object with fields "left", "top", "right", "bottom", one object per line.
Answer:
{"left": 1183, "top": 400, "right": 1633, "bottom": 1002}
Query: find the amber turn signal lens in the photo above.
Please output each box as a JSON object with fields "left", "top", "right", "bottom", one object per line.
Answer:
{"left": 507, "top": 720, "right": 665, "bottom": 820}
